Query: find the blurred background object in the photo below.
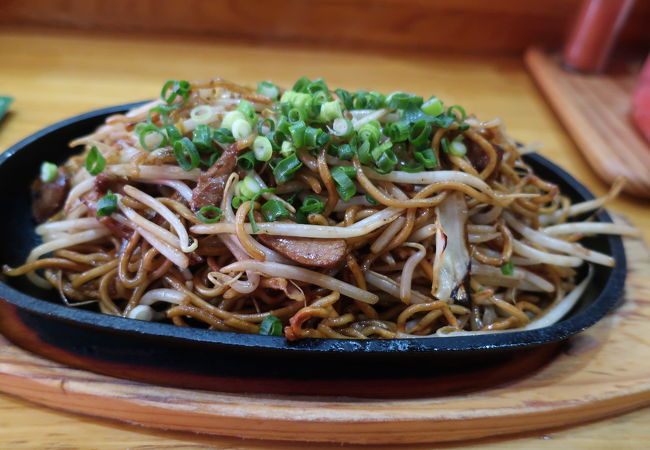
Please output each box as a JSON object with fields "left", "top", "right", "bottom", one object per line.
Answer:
{"left": 0, "top": 0, "right": 649, "bottom": 55}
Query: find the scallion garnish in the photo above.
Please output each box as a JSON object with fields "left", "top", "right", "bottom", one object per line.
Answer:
{"left": 237, "top": 151, "right": 257, "bottom": 170}
{"left": 409, "top": 120, "right": 432, "bottom": 148}
{"left": 221, "top": 110, "right": 246, "bottom": 130}
{"left": 259, "top": 314, "right": 283, "bottom": 336}
{"left": 273, "top": 153, "right": 303, "bottom": 183}
{"left": 288, "top": 120, "right": 307, "bottom": 148}
{"left": 448, "top": 105, "right": 467, "bottom": 120}
{"left": 257, "top": 118, "right": 276, "bottom": 135}
{"left": 320, "top": 100, "right": 343, "bottom": 122}
{"left": 138, "top": 124, "right": 168, "bottom": 151}
{"left": 421, "top": 96, "right": 444, "bottom": 117}
{"left": 337, "top": 143, "right": 355, "bottom": 160}
{"left": 213, "top": 127, "right": 235, "bottom": 144}
{"left": 330, "top": 117, "right": 354, "bottom": 139}
{"left": 280, "top": 90, "right": 313, "bottom": 112}
{"left": 40, "top": 161, "right": 58, "bottom": 183}
{"left": 358, "top": 121, "right": 381, "bottom": 146}
{"left": 196, "top": 205, "right": 223, "bottom": 223}
{"left": 164, "top": 125, "right": 183, "bottom": 144}
{"left": 190, "top": 105, "right": 214, "bottom": 125}
{"left": 300, "top": 195, "right": 325, "bottom": 214}
{"left": 173, "top": 138, "right": 200, "bottom": 171}
{"left": 387, "top": 91, "right": 423, "bottom": 109}
{"left": 253, "top": 136, "right": 273, "bottom": 162}
{"left": 192, "top": 124, "right": 214, "bottom": 153}
{"left": 262, "top": 199, "right": 291, "bottom": 222}
{"left": 365, "top": 193, "right": 379, "bottom": 205}
{"left": 96, "top": 190, "right": 118, "bottom": 216}
{"left": 85, "top": 146, "right": 106, "bottom": 175}
{"left": 237, "top": 99, "right": 257, "bottom": 125}
{"left": 330, "top": 166, "right": 357, "bottom": 201}
{"left": 398, "top": 161, "right": 424, "bottom": 173}
{"left": 161, "top": 79, "right": 190, "bottom": 106}
{"left": 304, "top": 127, "right": 323, "bottom": 148}
{"left": 414, "top": 148, "right": 438, "bottom": 169}
{"left": 384, "top": 121, "right": 409, "bottom": 142}
{"left": 375, "top": 149, "right": 398, "bottom": 173}
{"left": 501, "top": 260, "right": 514, "bottom": 276}
{"left": 231, "top": 118, "right": 252, "bottom": 140}
{"left": 334, "top": 88, "right": 354, "bottom": 109}
{"left": 257, "top": 81, "right": 280, "bottom": 100}
{"left": 449, "top": 135, "right": 467, "bottom": 156}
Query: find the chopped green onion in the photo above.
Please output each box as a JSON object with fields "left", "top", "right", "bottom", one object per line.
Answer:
{"left": 292, "top": 77, "right": 311, "bottom": 92}
{"left": 280, "top": 90, "right": 313, "bottom": 112}
{"left": 356, "top": 139, "right": 373, "bottom": 165}
{"left": 261, "top": 199, "right": 291, "bottom": 222}
{"left": 330, "top": 117, "right": 354, "bottom": 139}
{"left": 300, "top": 195, "right": 325, "bottom": 214}
{"left": 304, "top": 127, "right": 323, "bottom": 148}
{"left": 192, "top": 124, "right": 214, "bottom": 153}
{"left": 221, "top": 110, "right": 246, "bottom": 130}
{"left": 231, "top": 118, "right": 252, "bottom": 140}
{"left": 334, "top": 88, "right": 354, "bottom": 109}
{"left": 96, "top": 190, "right": 118, "bottom": 216}
{"left": 398, "top": 161, "right": 424, "bottom": 173}
{"left": 330, "top": 166, "right": 357, "bottom": 201}
{"left": 259, "top": 314, "right": 283, "bottom": 336}
{"left": 421, "top": 97, "right": 444, "bottom": 117}
{"left": 339, "top": 165, "right": 356, "bottom": 178}
{"left": 231, "top": 196, "right": 246, "bottom": 209}
{"left": 237, "top": 151, "right": 257, "bottom": 170}
{"left": 358, "top": 120, "right": 381, "bottom": 146}
{"left": 161, "top": 79, "right": 190, "bottom": 106}
{"left": 384, "top": 121, "right": 409, "bottom": 142}
{"left": 441, "top": 137, "right": 450, "bottom": 153}
{"left": 337, "top": 143, "right": 355, "bottom": 160}
{"left": 375, "top": 149, "right": 398, "bottom": 173}
{"left": 138, "top": 124, "right": 168, "bottom": 151}
{"left": 196, "top": 206, "right": 222, "bottom": 223}
{"left": 448, "top": 105, "right": 467, "bottom": 120}
{"left": 202, "top": 151, "right": 220, "bottom": 167}
{"left": 147, "top": 105, "right": 174, "bottom": 126}
{"left": 306, "top": 78, "right": 329, "bottom": 94}
{"left": 370, "top": 140, "right": 393, "bottom": 162}
{"left": 257, "top": 81, "right": 279, "bottom": 100}
{"left": 213, "top": 127, "right": 235, "bottom": 144}
{"left": 387, "top": 92, "right": 423, "bottom": 109}
{"left": 365, "top": 193, "right": 378, "bottom": 205}
{"left": 273, "top": 153, "right": 303, "bottom": 183}
{"left": 238, "top": 174, "right": 262, "bottom": 198}
{"left": 458, "top": 123, "right": 470, "bottom": 131}
{"left": 501, "top": 260, "right": 514, "bottom": 276}
{"left": 164, "top": 125, "right": 183, "bottom": 144}
{"left": 85, "top": 146, "right": 106, "bottom": 175}
{"left": 409, "top": 120, "right": 432, "bottom": 148}
{"left": 257, "top": 118, "right": 275, "bottom": 135}
{"left": 280, "top": 140, "right": 296, "bottom": 157}
{"left": 288, "top": 120, "right": 306, "bottom": 148}
{"left": 449, "top": 135, "right": 467, "bottom": 156}
{"left": 353, "top": 90, "right": 385, "bottom": 109}
{"left": 287, "top": 108, "right": 306, "bottom": 123}
{"left": 253, "top": 136, "right": 273, "bottom": 162}
{"left": 173, "top": 138, "right": 200, "bottom": 171}
{"left": 248, "top": 187, "right": 276, "bottom": 232}
{"left": 320, "top": 100, "right": 343, "bottom": 121}
{"left": 414, "top": 148, "right": 438, "bottom": 169}
{"left": 40, "top": 161, "right": 58, "bottom": 182}
{"left": 190, "top": 105, "right": 214, "bottom": 124}
{"left": 266, "top": 130, "right": 286, "bottom": 150}
{"left": 237, "top": 99, "right": 257, "bottom": 124}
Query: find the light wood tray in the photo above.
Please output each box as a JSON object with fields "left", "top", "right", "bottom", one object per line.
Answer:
{"left": 0, "top": 237, "right": 648, "bottom": 445}
{"left": 525, "top": 47, "right": 650, "bottom": 198}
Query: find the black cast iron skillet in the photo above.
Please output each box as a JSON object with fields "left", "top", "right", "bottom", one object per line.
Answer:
{"left": 0, "top": 103, "right": 627, "bottom": 397}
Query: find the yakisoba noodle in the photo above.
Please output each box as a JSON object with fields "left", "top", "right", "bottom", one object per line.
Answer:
{"left": 4, "top": 77, "right": 639, "bottom": 340}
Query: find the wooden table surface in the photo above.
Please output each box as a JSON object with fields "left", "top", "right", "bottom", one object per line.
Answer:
{"left": 0, "top": 28, "right": 648, "bottom": 448}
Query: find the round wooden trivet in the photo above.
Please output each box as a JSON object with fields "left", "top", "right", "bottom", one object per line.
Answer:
{"left": 0, "top": 238, "right": 648, "bottom": 444}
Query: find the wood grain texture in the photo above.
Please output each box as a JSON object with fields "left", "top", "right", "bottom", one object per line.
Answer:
{"left": 0, "top": 236, "right": 647, "bottom": 444}
{"left": 525, "top": 48, "right": 650, "bottom": 198}
{"left": 0, "top": 27, "right": 649, "bottom": 447}
{"left": 1, "top": 0, "right": 649, "bottom": 54}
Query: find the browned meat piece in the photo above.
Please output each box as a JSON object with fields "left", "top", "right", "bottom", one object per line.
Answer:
{"left": 31, "top": 168, "right": 70, "bottom": 223}
{"left": 81, "top": 174, "right": 132, "bottom": 238}
{"left": 191, "top": 143, "right": 239, "bottom": 211}
{"left": 466, "top": 141, "right": 504, "bottom": 174}
{"left": 257, "top": 235, "right": 347, "bottom": 268}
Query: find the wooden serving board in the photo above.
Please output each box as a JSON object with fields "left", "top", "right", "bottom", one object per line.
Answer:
{"left": 525, "top": 47, "right": 650, "bottom": 198}
{"left": 0, "top": 237, "right": 648, "bottom": 445}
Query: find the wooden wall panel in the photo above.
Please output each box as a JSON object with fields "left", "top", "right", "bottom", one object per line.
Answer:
{"left": 0, "top": 0, "right": 648, "bottom": 54}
